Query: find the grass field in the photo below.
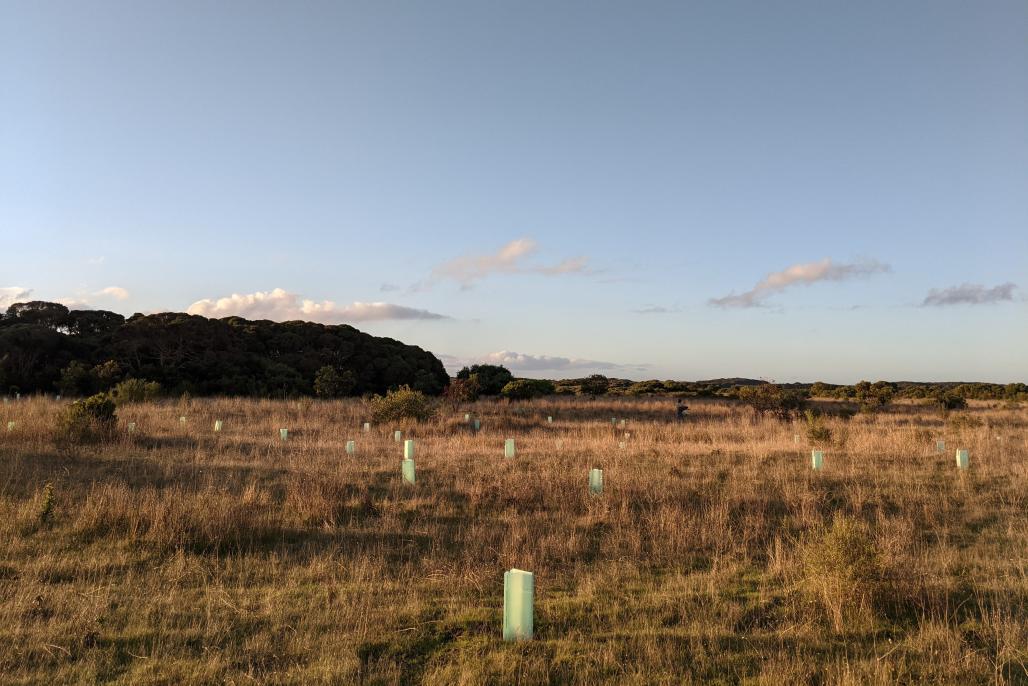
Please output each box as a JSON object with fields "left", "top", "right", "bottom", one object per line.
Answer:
{"left": 1, "top": 396, "right": 1026, "bottom": 684}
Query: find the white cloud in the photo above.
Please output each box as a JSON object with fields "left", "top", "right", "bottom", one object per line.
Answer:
{"left": 921, "top": 282, "right": 1018, "bottom": 307}
{"left": 441, "top": 350, "right": 648, "bottom": 376}
{"left": 430, "top": 238, "right": 590, "bottom": 287}
{"left": 57, "top": 298, "right": 93, "bottom": 309}
{"left": 96, "top": 286, "right": 130, "bottom": 300}
{"left": 185, "top": 288, "right": 449, "bottom": 323}
{"left": 709, "top": 258, "right": 891, "bottom": 308}
{"left": 0, "top": 287, "right": 33, "bottom": 309}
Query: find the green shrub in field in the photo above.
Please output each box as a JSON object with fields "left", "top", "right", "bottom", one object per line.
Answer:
{"left": 54, "top": 392, "right": 118, "bottom": 445}
{"left": 500, "top": 378, "right": 555, "bottom": 400}
{"left": 800, "top": 516, "right": 882, "bottom": 631}
{"left": 933, "top": 392, "right": 968, "bottom": 412}
{"left": 37, "top": 482, "right": 55, "bottom": 525}
{"left": 854, "top": 380, "right": 895, "bottom": 413}
{"left": 370, "top": 386, "right": 436, "bottom": 423}
{"left": 804, "top": 410, "right": 833, "bottom": 446}
{"left": 738, "top": 383, "right": 807, "bottom": 421}
{"left": 111, "top": 378, "right": 162, "bottom": 405}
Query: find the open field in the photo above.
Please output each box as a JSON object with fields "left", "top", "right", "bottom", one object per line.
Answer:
{"left": 1, "top": 396, "right": 1026, "bottom": 685}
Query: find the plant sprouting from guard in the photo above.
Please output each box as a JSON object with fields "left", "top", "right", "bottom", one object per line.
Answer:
{"left": 804, "top": 409, "right": 832, "bottom": 447}
{"left": 37, "top": 482, "right": 55, "bottom": 525}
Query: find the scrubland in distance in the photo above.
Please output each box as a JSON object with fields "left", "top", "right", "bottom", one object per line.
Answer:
{"left": 1, "top": 395, "right": 1026, "bottom": 684}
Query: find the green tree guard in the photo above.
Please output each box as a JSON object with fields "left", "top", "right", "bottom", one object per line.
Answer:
{"left": 503, "top": 569, "right": 534, "bottom": 641}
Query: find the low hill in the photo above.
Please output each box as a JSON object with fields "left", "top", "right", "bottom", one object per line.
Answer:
{"left": 0, "top": 301, "right": 448, "bottom": 397}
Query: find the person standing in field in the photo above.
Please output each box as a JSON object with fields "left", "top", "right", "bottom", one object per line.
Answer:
{"left": 675, "top": 400, "right": 689, "bottom": 422}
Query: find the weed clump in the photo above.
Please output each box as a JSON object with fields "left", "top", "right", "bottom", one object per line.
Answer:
{"left": 370, "top": 386, "right": 436, "bottom": 423}
{"left": 800, "top": 516, "right": 882, "bottom": 632}
{"left": 37, "top": 483, "right": 55, "bottom": 525}
{"left": 54, "top": 392, "right": 118, "bottom": 445}
{"left": 946, "top": 413, "right": 982, "bottom": 432}
{"left": 111, "top": 378, "right": 161, "bottom": 405}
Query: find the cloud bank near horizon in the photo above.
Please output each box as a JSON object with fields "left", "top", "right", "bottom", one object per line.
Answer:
{"left": 439, "top": 350, "right": 648, "bottom": 376}
{"left": 0, "top": 287, "right": 33, "bottom": 309}
{"left": 186, "top": 288, "right": 449, "bottom": 323}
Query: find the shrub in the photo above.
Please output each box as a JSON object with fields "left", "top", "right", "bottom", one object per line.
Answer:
{"left": 946, "top": 413, "right": 982, "bottom": 432}
{"left": 111, "top": 378, "right": 162, "bottom": 405}
{"left": 500, "top": 378, "right": 555, "bottom": 400}
{"left": 58, "top": 361, "right": 95, "bottom": 396}
{"left": 92, "top": 360, "right": 122, "bottom": 390}
{"left": 738, "top": 384, "right": 807, "bottom": 421}
{"left": 442, "top": 377, "right": 480, "bottom": 404}
{"left": 54, "top": 392, "right": 118, "bottom": 445}
{"left": 579, "top": 375, "right": 610, "bottom": 396}
{"left": 804, "top": 410, "right": 833, "bottom": 446}
{"left": 800, "top": 516, "right": 881, "bottom": 631}
{"left": 854, "top": 380, "right": 895, "bottom": 412}
{"left": 370, "top": 386, "right": 436, "bottom": 423}
{"left": 37, "top": 482, "right": 55, "bottom": 525}
{"left": 934, "top": 392, "right": 968, "bottom": 412}
{"left": 314, "top": 366, "right": 356, "bottom": 398}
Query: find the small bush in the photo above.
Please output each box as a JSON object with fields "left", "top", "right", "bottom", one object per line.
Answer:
{"left": 934, "top": 392, "right": 968, "bottom": 412}
{"left": 370, "top": 386, "right": 436, "bottom": 423}
{"left": 946, "top": 413, "right": 983, "bottom": 432}
{"left": 37, "top": 483, "right": 55, "bottom": 525}
{"left": 57, "top": 360, "right": 95, "bottom": 396}
{"left": 54, "top": 393, "right": 118, "bottom": 445}
{"left": 501, "top": 378, "right": 555, "bottom": 400}
{"left": 804, "top": 410, "right": 833, "bottom": 446}
{"left": 442, "top": 377, "right": 480, "bottom": 405}
{"left": 738, "top": 383, "right": 807, "bottom": 421}
{"left": 800, "top": 516, "right": 882, "bottom": 631}
{"left": 111, "top": 378, "right": 162, "bottom": 405}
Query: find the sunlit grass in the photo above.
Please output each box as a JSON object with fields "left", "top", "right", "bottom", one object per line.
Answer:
{"left": 0, "top": 395, "right": 1025, "bottom": 684}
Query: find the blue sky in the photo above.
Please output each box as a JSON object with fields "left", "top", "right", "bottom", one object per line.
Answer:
{"left": 2, "top": 1, "right": 1025, "bottom": 382}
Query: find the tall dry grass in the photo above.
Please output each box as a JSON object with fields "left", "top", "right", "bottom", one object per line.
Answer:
{"left": 0, "top": 395, "right": 1025, "bottom": 684}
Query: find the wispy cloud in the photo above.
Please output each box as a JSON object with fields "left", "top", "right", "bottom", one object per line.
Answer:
{"left": 709, "top": 258, "right": 891, "bottom": 308}
{"left": 632, "top": 304, "right": 678, "bottom": 314}
{"left": 186, "top": 288, "right": 450, "bottom": 323}
{"left": 0, "top": 286, "right": 33, "bottom": 309}
{"left": 95, "top": 286, "right": 130, "bottom": 300}
{"left": 429, "top": 238, "right": 590, "bottom": 288}
{"left": 921, "top": 282, "right": 1018, "bottom": 307}
{"left": 441, "top": 350, "right": 648, "bottom": 376}
{"left": 379, "top": 283, "right": 400, "bottom": 292}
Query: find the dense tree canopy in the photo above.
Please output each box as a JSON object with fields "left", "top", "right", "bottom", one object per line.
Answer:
{"left": 0, "top": 302, "right": 448, "bottom": 397}
{"left": 456, "top": 364, "right": 513, "bottom": 395}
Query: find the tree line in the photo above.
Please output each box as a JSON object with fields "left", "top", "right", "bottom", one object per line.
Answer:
{"left": 0, "top": 301, "right": 449, "bottom": 398}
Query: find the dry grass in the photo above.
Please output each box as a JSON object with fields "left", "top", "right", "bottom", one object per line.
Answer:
{"left": 1, "top": 395, "right": 1026, "bottom": 684}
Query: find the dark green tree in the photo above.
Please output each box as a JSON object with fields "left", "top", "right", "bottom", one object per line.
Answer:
{"left": 314, "top": 366, "right": 356, "bottom": 397}
{"left": 456, "top": 364, "right": 513, "bottom": 395}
